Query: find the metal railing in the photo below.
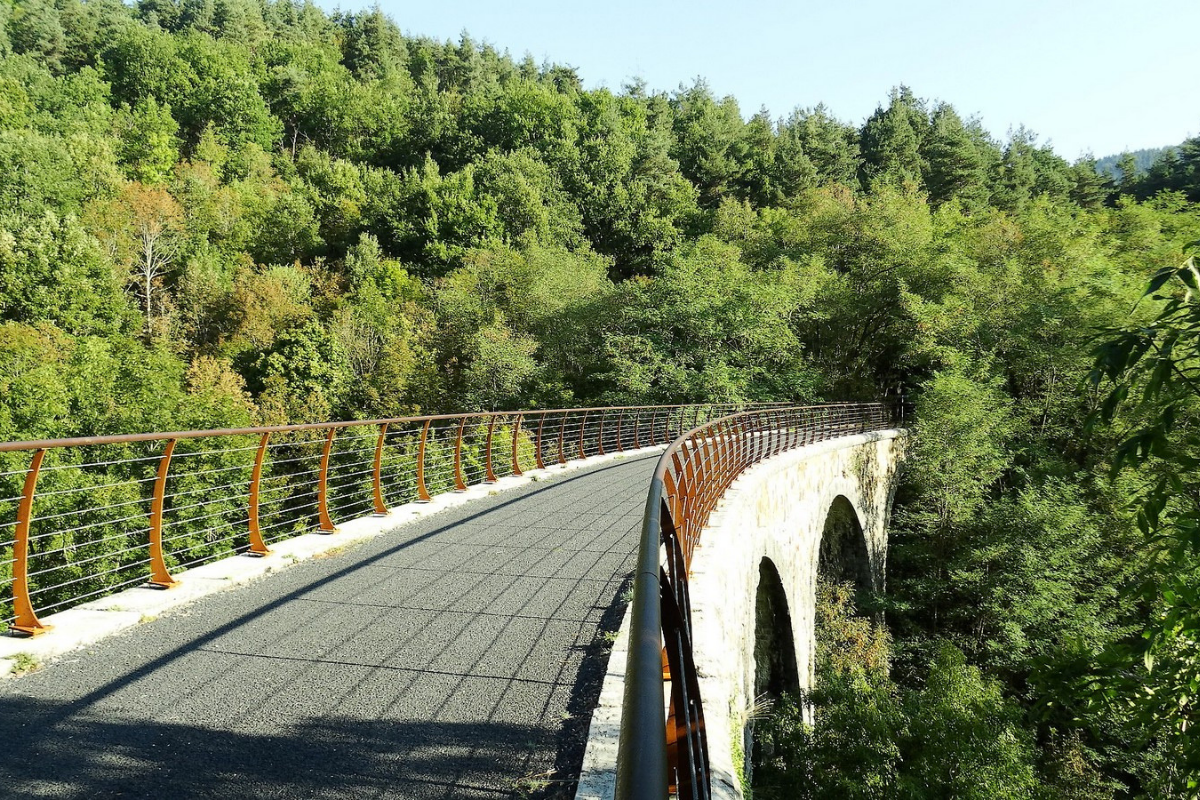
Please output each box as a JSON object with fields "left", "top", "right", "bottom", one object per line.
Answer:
{"left": 0, "top": 403, "right": 786, "bottom": 636}
{"left": 615, "top": 403, "right": 901, "bottom": 800}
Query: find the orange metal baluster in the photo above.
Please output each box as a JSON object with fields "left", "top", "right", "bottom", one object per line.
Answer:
{"left": 511, "top": 414, "right": 524, "bottom": 477}
{"left": 557, "top": 411, "right": 567, "bottom": 465}
{"left": 248, "top": 433, "right": 272, "bottom": 555}
{"left": 485, "top": 416, "right": 499, "bottom": 482}
{"left": 453, "top": 417, "right": 468, "bottom": 491}
{"left": 149, "top": 439, "right": 180, "bottom": 587}
{"left": 372, "top": 424, "right": 389, "bottom": 516}
{"left": 317, "top": 429, "right": 339, "bottom": 531}
{"left": 578, "top": 411, "right": 589, "bottom": 460}
{"left": 416, "top": 420, "right": 433, "bottom": 500}
{"left": 9, "top": 449, "right": 49, "bottom": 635}
{"left": 535, "top": 412, "right": 547, "bottom": 471}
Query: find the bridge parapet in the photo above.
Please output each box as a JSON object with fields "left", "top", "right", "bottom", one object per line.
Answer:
{"left": 612, "top": 404, "right": 904, "bottom": 800}
{"left": 690, "top": 430, "right": 904, "bottom": 798}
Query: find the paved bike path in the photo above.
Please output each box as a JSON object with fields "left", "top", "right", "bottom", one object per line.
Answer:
{"left": 0, "top": 453, "right": 658, "bottom": 799}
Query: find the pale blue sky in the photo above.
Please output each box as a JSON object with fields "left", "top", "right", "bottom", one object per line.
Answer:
{"left": 355, "top": 0, "right": 1198, "bottom": 161}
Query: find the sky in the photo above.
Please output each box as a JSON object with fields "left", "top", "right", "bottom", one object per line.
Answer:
{"left": 346, "top": 0, "right": 1199, "bottom": 162}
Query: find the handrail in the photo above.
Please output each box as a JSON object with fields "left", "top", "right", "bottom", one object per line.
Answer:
{"left": 615, "top": 403, "right": 902, "bottom": 799}
{"left": 0, "top": 403, "right": 797, "bottom": 453}
{"left": 0, "top": 402, "right": 786, "bottom": 636}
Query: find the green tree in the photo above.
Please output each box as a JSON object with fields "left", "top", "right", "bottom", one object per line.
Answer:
{"left": 114, "top": 97, "right": 179, "bottom": 183}
{"left": 338, "top": 6, "right": 405, "bottom": 80}
{"left": 8, "top": 0, "right": 65, "bottom": 70}
{"left": 0, "top": 213, "right": 128, "bottom": 335}
{"left": 921, "top": 103, "right": 991, "bottom": 208}
{"left": 859, "top": 86, "right": 928, "bottom": 187}
{"left": 898, "top": 645, "right": 1039, "bottom": 799}
{"left": 669, "top": 80, "right": 748, "bottom": 207}
{"left": 1089, "top": 255, "right": 1200, "bottom": 791}
{"left": 782, "top": 104, "right": 860, "bottom": 187}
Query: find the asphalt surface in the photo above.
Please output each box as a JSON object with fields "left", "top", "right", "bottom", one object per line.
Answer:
{"left": 0, "top": 452, "right": 657, "bottom": 799}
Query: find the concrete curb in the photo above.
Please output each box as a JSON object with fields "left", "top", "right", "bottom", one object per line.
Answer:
{"left": 0, "top": 445, "right": 667, "bottom": 680}
{"left": 573, "top": 601, "right": 632, "bottom": 800}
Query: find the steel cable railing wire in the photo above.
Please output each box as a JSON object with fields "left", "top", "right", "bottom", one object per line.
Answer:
{"left": 614, "top": 402, "right": 903, "bottom": 800}
{"left": 0, "top": 403, "right": 788, "bottom": 635}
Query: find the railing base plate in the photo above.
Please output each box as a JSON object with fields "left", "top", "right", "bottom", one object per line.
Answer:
{"left": 8, "top": 623, "right": 52, "bottom": 637}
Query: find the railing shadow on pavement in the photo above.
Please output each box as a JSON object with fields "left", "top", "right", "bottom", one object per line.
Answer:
{"left": 0, "top": 451, "right": 663, "bottom": 799}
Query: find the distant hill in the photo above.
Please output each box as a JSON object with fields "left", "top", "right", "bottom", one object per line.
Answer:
{"left": 1095, "top": 147, "right": 1174, "bottom": 180}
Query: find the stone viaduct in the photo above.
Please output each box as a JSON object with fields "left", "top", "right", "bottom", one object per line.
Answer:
{"left": 579, "top": 428, "right": 905, "bottom": 800}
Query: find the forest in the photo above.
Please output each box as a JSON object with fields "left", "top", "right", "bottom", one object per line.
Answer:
{"left": 0, "top": 0, "right": 1199, "bottom": 795}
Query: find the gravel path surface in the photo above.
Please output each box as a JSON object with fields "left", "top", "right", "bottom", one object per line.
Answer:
{"left": 0, "top": 452, "right": 657, "bottom": 799}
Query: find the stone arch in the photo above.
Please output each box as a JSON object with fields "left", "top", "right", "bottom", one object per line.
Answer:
{"left": 753, "top": 557, "right": 800, "bottom": 700}
{"left": 747, "top": 557, "right": 799, "bottom": 787}
{"left": 817, "top": 494, "right": 872, "bottom": 595}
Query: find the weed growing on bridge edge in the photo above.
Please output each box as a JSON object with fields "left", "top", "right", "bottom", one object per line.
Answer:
{"left": 7, "top": 652, "right": 41, "bottom": 677}
{"left": 511, "top": 770, "right": 556, "bottom": 796}
{"left": 731, "top": 711, "right": 751, "bottom": 799}
{"left": 313, "top": 544, "right": 350, "bottom": 559}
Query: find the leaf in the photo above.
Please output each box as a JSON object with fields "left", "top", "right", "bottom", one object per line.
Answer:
{"left": 1146, "top": 266, "right": 1178, "bottom": 296}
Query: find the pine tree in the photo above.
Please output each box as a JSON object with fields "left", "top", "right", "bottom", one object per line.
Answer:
{"left": 859, "top": 86, "right": 928, "bottom": 187}
{"left": 921, "top": 103, "right": 989, "bottom": 208}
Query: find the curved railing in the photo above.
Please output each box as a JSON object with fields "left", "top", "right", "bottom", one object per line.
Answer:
{"left": 615, "top": 403, "right": 902, "bottom": 800}
{"left": 0, "top": 403, "right": 787, "bottom": 636}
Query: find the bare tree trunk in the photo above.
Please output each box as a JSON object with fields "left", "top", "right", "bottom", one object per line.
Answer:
{"left": 143, "top": 232, "right": 156, "bottom": 344}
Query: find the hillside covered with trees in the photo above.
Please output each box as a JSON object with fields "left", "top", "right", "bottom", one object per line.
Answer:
{"left": 1095, "top": 147, "right": 1172, "bottom": 183}
{"left": 1, "top": 0, "right": 1199, "bottom": 796}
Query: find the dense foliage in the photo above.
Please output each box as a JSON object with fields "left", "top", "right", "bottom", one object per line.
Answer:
{"left": 1115, "top": 139, "right": 1200, "bottom": 203}
{"left": 0, "top": 0, "right": 1197, "bottom": 794}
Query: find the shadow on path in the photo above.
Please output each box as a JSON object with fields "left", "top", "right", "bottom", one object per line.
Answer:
{"left": 0, "top": 453, "right": 657, "bottom": 798}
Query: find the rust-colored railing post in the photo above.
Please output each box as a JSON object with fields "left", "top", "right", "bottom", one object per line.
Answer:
{"left": 633, "top": 410, "right": 641, "bottom": 449}
{"left": 453, "top": 417, "right": 468, "bottom": 491}
{"left": 10, "top": 449, "right": 48, "bottom": 635}
{"left": 318, "top": 428, "right": 339, "bottom": 531}
{"left": 598, "top": 412, "right": 606, "bottom": 456}
{"left": 372, "top": 424, "right": 389, "bottom": 516}
{"left": 416, "top": 420, "right": 433, "bottom": 500}
{"left": 511, "top": 414, "right": 524, "bottom": 477}
{"left": 649, "top": 408, "right": 659, "bottom": 446}
{"left": 578, "top": 411, "right": 589, "bottom": 459}
{"left": 557, "top": 411, "right": 567, "bottom": 465}
{"left": 248, "top": 433, "right": 271, "bottom": 555}
{"left": 535, "top": 413, "right": 547, "bottom": 470}
{"left": 148, "top": 439, "right": 180, "bottom": 588}
{"left": 616, "top": 410, "right": 624, "bottom": 452}
{"left": 485, "top": 416, "right": 499, "bottom": 482}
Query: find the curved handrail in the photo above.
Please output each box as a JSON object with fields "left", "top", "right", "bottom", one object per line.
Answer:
{"left": 615, "top": 403, "right": 902, "bottom": 799}
{"left": 0, "top": 402, "right": 796, "bottom": 453}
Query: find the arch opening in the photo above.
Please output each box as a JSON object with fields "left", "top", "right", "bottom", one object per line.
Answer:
{"left": 746, "top": 557, "right": 799, "bottom": 787}
{"left": 818, "top": 495, "right": 872, "bottom": 599}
